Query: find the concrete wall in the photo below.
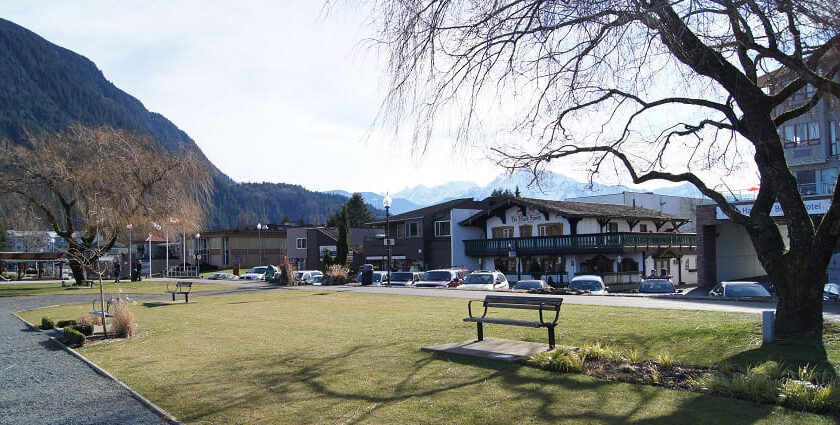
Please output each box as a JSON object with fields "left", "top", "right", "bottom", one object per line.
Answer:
{"left": 450, "top": 208, "right": 483, "bottom": 270}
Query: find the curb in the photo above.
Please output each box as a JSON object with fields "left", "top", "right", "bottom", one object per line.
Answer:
{"left": 11, "top": 313, "right": 181, "bottom": 425}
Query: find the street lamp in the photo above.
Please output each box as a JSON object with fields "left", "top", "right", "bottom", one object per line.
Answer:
{"left": 195, "top": 233, "right": 201, "bottom": 276}
{"left": 256, "top": 223, "right": 268, "bottom": 265}
{"left": 383, "top": 194, "right": 392, "bottom": 285}
{"left": 126, "top": 224, "right": 133, "bottom": 281}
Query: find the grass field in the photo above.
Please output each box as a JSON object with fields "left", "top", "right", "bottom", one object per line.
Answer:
{"left": 0, "top": 280, "right": 243, "bottom": 297}
{"left": 18, "top": 289, "right": 840, "bottom": 424}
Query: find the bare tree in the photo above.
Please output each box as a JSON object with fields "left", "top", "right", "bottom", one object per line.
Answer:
{"left": 374, "top": 0, "right": 840, "bottom": 340}
{"left": 0, "top": 125, "right": 213, "bottom": 284}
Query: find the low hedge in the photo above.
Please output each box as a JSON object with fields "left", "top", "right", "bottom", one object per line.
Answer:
{"left": 56, "top": 319, "right": 77, "bottom": 328}
{"left": 63, "top": 327, "right": 85, "bottom": 347}
{"left": 70, "top": 324, "right": 94, "bottom": 336}
{"left": 40, "top": 317, "right": 55, "bottom": 330}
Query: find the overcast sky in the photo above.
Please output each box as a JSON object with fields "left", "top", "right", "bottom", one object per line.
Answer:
{"left": 0, "top": 1, "right": 511, "bottom": 194}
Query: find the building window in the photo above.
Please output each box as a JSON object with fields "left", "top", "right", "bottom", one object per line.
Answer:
{"left": 537, "top": 223, "right": 563, "bottom": 236}
{"left": 639, "top": 224, "right": 648, "bottom": 232}
{"left": 492, "top": 226, "right": 514, "bottom": 238}
{"left": 796, "top": 170, "right": 817, "bottom": 195}
{"left": 434, "top": 220, "right": 451, "bottom": 237}
{"left": 222, "top": 237, "right": 229, "bottom": 265}
{"left": 406, "top": 222, "right": 420, "bottom": 238}
{"left": 831, "top": 121, "right": 839, "bottom": 157}
{"left": 296, "top": 238, "right": 307, "bottom": 249}
{"left": 783, "top": 122, "right": 821, "bottom": 147}
{"left": 519, "top": 225, "right": 533, "bottom": 237}
{"left": 606, "top": 222, "right": 619, "bottom": 233}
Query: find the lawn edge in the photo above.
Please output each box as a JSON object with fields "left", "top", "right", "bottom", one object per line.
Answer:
{"left": 11, "top": 312, "right": 181, "bottom": 425}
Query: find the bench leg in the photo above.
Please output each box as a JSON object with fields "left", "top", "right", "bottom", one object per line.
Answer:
{"left": 476, "top": 322, "right": 484, "bottom": 342}
{"left": 184, "top": 293, "right": 189, "bottom": 303}
{"left": 171, "top": 293, "right": 176, "bottom": 302}
{"left": 548, "top": 326, "right": 556, "bottom": 349}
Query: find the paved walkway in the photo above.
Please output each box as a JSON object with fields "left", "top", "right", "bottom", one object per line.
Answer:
{"left": 0, "top": 294, "right": 169, "bottom": 425}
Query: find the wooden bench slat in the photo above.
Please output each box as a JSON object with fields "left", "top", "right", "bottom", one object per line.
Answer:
{"left": 483, "top": 296, "right": 562, "bottom": 305}
{"left": 464, "top": 317, "right": 544, "bottom": 328}
{"left": 484, "top": 303, "right": 557, "bottom": 310}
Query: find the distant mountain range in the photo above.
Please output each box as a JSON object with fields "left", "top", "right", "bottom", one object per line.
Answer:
{"left": 328, "top": 170, "right": 706, "bottom": 214}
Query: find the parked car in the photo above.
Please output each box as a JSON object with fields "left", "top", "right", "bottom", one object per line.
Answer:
{"left": 568, "top": 275, "right": 608, "bottom": 294}
{"left": 824, "top": 283, "right": 840, "bottom": 301}
{"left": 709, "top": 281, "right": 772, "bottom": 298}
{"left": 415, "top": 269, "right": 466, "bottom": 288}
{"left": 295, "top": 270, "right": 324, "bottom": 284}
{"left": 206, "top": 272, "right": 239, "bottom": 280}
{"left": 241, "top": 266, "right": 279, "bottom": 281}
{"left": 513, "top": 279, "right": 549, "bottom": 291}
{"left": 638, "top": 278, "right": 681, "bottom": 294}
{"left": 311, "top": 275, "right": 324, "bottom": 285}
{"left": 388, "top": 271, "right": 422, "bottom": 287}
{"left": 457, "top": 271, "right": 509, "bottom": 290}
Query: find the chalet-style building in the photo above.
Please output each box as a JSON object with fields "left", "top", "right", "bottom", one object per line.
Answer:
{"left": 459, "top": 197, "right": 697, "bottom": 285}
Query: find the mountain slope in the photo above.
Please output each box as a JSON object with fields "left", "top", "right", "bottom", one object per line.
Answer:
{"left": 0, "top": 18, "right": 355, "bottom": 228}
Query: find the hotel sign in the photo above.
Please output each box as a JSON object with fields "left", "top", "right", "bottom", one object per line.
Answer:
{"left": 715, "top": 199, "right": 831, "bottom": 220}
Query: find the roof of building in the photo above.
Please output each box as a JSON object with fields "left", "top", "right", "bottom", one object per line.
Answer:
{"left": 459, "top": 196, "right": 690, "bottom": 226}
{"left": 316, "top": 227, "right": 364, "bottom": 253}
{"left": 366, "top": 198, "right": 496, "bottom": 225}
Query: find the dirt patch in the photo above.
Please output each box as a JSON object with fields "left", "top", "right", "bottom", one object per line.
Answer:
{"left": 581, "top": 357, "right": 707, "bottom": 391}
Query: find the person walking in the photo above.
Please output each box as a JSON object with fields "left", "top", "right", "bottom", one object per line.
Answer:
{"left": 113, "top": 262, "right": 121, "bottom": 283}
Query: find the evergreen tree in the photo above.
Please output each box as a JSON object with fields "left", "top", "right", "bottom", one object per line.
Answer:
{"left": 320, "top": 249, "right": 333, "bottom": 272}
{"left": 490, "top": 188, "right": 514, "bottom": 197}
{"left": 296, "top": 217, "right": 305, "bottom": 226}
{"left": 346, "top": 193, "right": 374, "bottom": 227}
{"left": 335, "top": 206, "right": 350, "bottom": 265}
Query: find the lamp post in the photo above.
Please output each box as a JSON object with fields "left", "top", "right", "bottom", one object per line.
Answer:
{"left": 126, "top": 224, "right": 133, "bottom": 281}
{"left": 383, "top": 194, "right": 392, "bottom": 285}
{"left": 508, "top": 242, "right": 519, "bottom": 282}
{"left": 256, "top": 223, "right": 267, "bottom": 265}
{"left": 195, "top": 233, "right": 201, "bottom": 276}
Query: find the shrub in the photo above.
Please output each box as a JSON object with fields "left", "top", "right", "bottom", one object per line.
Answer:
{"left": 656, "top": 353, "right": 676, "bottom": 367}
{"left": 626, "top": 349, "right": 644, "bottom": 364}
{"left": 273, "top": 256, "right": 297, "bottom": 285}
{"left": 581, "top": 342, "right": 621, "bottom": 361}
{"left": 63, "top": 327, "right": 85, "bottom": 347}
{"left": 70, "top": 324, "right": 93, "bottom": 336}
{"left": 112, "top": 298, "right": 136, "bottom": 338}
{"left": 526, "top": 349, "right": 585, "bottom": 373}
{"left": 780, "top": 379, "right": 840, "bottom": 412}
{"left": 56, "top": 319, "right": 77, "bottom": 328}
{"left": 40, "top": 317, "right": 55, "bottom": 330}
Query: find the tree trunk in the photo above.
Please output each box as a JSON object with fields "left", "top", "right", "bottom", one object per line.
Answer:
{"left": 69, "top": 259, "right": 86, "bottom": 285}
{"left": 771, "top": 258, "right": 825, "bottom": 342}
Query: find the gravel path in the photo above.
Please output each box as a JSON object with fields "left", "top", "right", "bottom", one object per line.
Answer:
{"left": 0, "top": 294, "right": 170, "bottom": 425}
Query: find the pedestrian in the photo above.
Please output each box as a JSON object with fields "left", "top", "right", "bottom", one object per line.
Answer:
{"left": 134, "top": 260, "right": 142, "bottom": 281}
{"left": 113, "top": 261, "right": 121, "bottom": 283}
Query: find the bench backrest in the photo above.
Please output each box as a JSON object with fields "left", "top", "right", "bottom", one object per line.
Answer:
{"left": 484, "top": 295, "right": 562, "bottom": 310}
{"left": 176, "top": 281, "right": 193, "bottom": 288}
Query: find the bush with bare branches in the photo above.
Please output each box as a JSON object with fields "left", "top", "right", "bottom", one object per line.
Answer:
{"left": 111, "top": 298, "right": 136, "bottom": 338}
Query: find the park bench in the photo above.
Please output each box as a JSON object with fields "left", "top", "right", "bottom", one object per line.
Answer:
{"left": 166, "top": 281, "right": 193, "bottom": 303}
{"left": 90, "top": 297, "right": 115, "bottom": 318}
{"left": 464, "top": 295, "right": 563, "bottom": 349}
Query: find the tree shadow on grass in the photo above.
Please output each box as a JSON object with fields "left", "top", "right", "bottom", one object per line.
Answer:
{"left": 165, "top": 343, "right": 800, "bottom": 425}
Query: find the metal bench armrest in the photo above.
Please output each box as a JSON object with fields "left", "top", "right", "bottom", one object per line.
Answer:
{"left": 467, "top": 299, "right": 488, "bottom": 319}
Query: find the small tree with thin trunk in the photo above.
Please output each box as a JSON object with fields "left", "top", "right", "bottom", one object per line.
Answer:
{"left": 373, "top": 0, "right": 840, "bottom": 341}
{"left": 336, "top": 205, "right": 350, "bottom": 265}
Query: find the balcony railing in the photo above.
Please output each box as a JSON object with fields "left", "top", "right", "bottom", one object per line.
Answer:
{"left": 464, "top": 232, "right": 696, "bottom": 256}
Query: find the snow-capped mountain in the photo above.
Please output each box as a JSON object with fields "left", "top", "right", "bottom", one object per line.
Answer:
{"left": 326, "top": 170, "right": 707, "bottom": 215}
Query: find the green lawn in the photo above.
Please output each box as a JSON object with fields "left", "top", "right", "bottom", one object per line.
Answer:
{"left": 0, "top": 280, "right": 243, "bottom": 297}
{"left": 18, "top": 290, "right": 840, "bottom": 424}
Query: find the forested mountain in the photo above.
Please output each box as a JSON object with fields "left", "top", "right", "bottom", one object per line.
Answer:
{"left": 0, "top": 17, "right": 359, "bottom": 229}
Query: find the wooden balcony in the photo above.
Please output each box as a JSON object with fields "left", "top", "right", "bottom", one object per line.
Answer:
{"left": 463, "top": 232, "right": 696, "bottom": 256}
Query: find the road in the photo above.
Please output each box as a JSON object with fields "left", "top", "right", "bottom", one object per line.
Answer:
{"left": 296, "top": 284, "right": 840, "bottom": 321}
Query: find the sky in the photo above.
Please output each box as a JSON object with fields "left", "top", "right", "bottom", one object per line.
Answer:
{"left": 0, "top": 1, "right": 758, "bottom": 196}
{"left": 0, "top": 1, "right": 508, "bottom": 194}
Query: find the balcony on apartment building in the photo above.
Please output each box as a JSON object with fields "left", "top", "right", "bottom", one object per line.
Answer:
{"left": 464, "top": 232, "right": 697, "bottom": 257}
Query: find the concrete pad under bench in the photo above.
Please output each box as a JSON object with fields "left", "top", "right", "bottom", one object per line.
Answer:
{"left": 422, "top": 338, "right": 553, "bottom": 362}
